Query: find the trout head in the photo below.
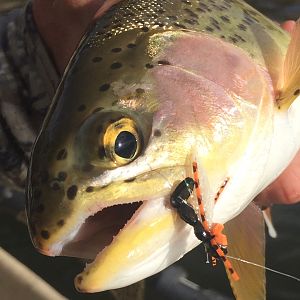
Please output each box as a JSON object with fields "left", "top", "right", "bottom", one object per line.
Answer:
{"left": 27, "top": 25, "right": 275, "bottom": 292}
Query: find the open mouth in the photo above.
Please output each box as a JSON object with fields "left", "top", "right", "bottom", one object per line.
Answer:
{"left": 61, "top": 201, "right": 143, "bottom": 259}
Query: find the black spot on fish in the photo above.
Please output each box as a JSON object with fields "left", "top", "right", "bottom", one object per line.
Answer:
{"left": 92, "top": 57, "right": 103, "bottom": 63}
{"left": 238, "top": 23, "right": 247, "bottom": 31}
{"left": 212, "top": 23, "right": 221, "bottom": 30}
{"left": 77, "top": 276, "right": 83, "bottom": 285}
{"left": 98, "top": 146, "right": 106, "bottom": 159}
{"left": 198, "top": 3, "right": 212, "bottom": 12}
{"left": 93, "top": 107, "right": 104, "bottom": 113}
{"left": 145, "top": 63, "right": 154, "bottom": 69}
{"left": 57, "top": 220, "right": 65, "bottom": 227}
{"left": 205, "top": 26, "right": 214, "bottom": 32}
{"left": 111, "top": 62, "right": 122, "bottom": 69}
{"left": 58, "top": 172, "right": 67, "bottom": 182}
{"left": 136, "top": 88, "right": 145, "bottom": 94}
{"left": 184, "top": 18, "right": 198, "bottom": 25}
{"left": 99, "top": 83, "right": 110, "bottom": 92}
{"left": 78, "top": 104, "right": 86, "bottom": 112}
{"left": 229, "top": 36, "right": 238, "bottom": 44}
{"left": 294, "top": 89, "right": 300, "bottom": 96}
{"left": 184, "top": 8, "right": 198, "bottom": 18}
{"left": 243, "top": 16, "right": 254, "bottom": 25}
{"left": 141, "top": 27, "right": 149, "bottom": 32}
{"left": 124, "top": 177, "right": 136, "bottom": 183}
{"left": 57, "top": 149, "right": 67, "bottom": 160}
{"left": 154, "top": 129, "right": 162, "bottom": 137}
{"left": 234, "top": 34, "right": 246, "bottom": 42}
{"left": 111, "top": 47, "right": 122, "bottom": 53}
{"left": 168, "top": 15, "right": 178, "bottom": 21}
{"left": 86, "top": 186, "right": 94, "bottom": 193}
{"left": 196, "top": 7, "right": 206, "bottom": 13}
{"left": 221, "top": 15, "right": 231, "bottom": 23}
{"left": 41, "top": 230, "right": 50, "bottom": 240}
{"left": 210, "top": 17, "right": 220, "bottom": 25}
{"left": 67, "top": 185, "right": 78, "bottom": 200}
{"left": 127, "top": 43, "right": 136, "bottom": 48}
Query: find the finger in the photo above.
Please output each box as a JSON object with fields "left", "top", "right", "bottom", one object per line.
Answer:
{"left": 255, "top": 149, "right": 300, "bottom": 206}
{"left": 281, "top": 20, "right": 296, "bottom": 33}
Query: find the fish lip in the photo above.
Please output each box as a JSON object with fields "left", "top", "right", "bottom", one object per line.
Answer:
{"left": 74, "top": 196, "right": 200, "bottom": 293}
{"left": 59, "top": 200, "right": 145, "bottom": 259}
{"left": 44, "top": 165, "right": 182, "bottom": 254}
{"left": 38, "top": 165, "right": 185, "bottom": 258}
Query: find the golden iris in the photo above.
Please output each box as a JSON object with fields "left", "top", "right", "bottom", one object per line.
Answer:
{"left": 103, "top": 118, "right": 141, "bottom": 165}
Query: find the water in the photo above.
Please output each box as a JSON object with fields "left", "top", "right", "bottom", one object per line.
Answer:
{"left": 1, "top": 1, "right": 300, "bottom": 299}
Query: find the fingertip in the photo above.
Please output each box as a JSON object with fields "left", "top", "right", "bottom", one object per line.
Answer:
{"left": 281, "top": 20, "right": 296, "bottom": 33}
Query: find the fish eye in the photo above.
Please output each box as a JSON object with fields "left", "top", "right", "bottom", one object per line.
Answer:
{"left": 114, "top": 131, "right": 137, "bottom": 159}
{"left": 103, "top": 118, "right": 141, "bottom": 165}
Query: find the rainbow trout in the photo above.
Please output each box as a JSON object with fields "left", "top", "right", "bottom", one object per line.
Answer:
{"left": 26, "top": 0, "right": 300, "bottom": 299}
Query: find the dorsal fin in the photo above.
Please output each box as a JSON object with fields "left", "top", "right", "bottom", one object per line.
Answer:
{"left": 277, "top": 19, "right": 300, "bottom": 109}
{"left": 224, "top": 203, "right": 266, "bottom": 300}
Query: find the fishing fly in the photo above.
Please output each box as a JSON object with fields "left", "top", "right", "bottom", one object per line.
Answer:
{"left": 143, "top": 159, "right": 300, "bottom": 285}
{"left": 169, "top": 160, "right": 300, "bottom": 285}
{"left": 170, "top": 163, "right": 239, "bottom": 281}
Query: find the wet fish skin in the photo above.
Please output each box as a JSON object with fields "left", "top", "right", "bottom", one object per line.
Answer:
{"left": 26, "top": 0, "right": 300, "bottom": 296}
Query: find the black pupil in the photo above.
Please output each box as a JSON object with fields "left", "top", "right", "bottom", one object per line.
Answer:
{"left": 114, "top": 131, "right": 137, "bottom": 159}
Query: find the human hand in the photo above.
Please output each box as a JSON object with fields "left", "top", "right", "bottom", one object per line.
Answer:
{"left": 32, "top": 0, "right": 121, "bottom": 74}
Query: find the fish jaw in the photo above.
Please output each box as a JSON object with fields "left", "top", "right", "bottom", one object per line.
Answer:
{"left": 75, "top": 199, "right": 199, "bottom": 293}
{"left": 26, "top": 164, "right": 189, "bottom": 256}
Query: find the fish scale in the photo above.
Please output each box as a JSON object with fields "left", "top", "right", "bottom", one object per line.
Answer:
{"left": 86, "top": 0, "right": 289, "bottom": 67}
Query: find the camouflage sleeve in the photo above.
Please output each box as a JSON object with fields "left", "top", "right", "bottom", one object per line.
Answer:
{"left": 0, "top": 2, "right": 60, "bottom": 189}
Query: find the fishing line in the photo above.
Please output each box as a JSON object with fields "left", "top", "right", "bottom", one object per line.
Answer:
{"left": 145, "top": 161, "right": 183, "bottom": 190}
{"left": 227, "top": 255, "right": 300, "bottom": 283}
{"left": 148, "top": 160, "right": 300, "bottom": 283}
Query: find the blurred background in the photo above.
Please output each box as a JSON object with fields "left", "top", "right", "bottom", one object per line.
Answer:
{"left": 0, "top": 1, "right": 300, "bottom": 299}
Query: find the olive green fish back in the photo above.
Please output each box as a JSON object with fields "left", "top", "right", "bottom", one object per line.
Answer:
{"left": 85, "top": 0, "right": 289, "bottom": 67}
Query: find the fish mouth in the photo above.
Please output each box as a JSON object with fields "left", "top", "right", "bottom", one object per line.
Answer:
{"left": 60, "top": 201, "right": 144, "bottom": 259}
{"left": 70, "top": 196, "right": 199, "bottom": 293}
{"left": 31, "top": 165, "right": 199, "bottom": 292}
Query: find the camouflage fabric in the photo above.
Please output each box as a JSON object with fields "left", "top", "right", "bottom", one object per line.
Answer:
{"left": 0, "top": 2, "right": 59, "bottom": 188}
